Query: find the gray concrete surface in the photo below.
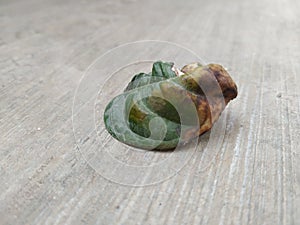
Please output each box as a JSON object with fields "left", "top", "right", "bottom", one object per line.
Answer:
{"left": 0, "top": 0, "right": 299, "bottom": 224}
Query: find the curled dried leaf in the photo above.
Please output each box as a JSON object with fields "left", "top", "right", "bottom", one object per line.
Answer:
{"left": 104, "top": 61, "right": 237, "bottom": 150}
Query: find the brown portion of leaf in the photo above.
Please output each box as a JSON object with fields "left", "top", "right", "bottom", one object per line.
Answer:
{"left": 181, "top": 63, "right": 238, "bottom": 139}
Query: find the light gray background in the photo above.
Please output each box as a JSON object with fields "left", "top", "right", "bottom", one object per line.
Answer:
{"left": 0, "top": 0, "right": 299, "bottom": 224}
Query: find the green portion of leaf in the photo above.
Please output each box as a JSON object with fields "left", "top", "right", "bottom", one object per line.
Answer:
{"left": 124, "top": 74, "right": 164, "bottom": 92}
{"left": 104, "top": 61, "right": 200, "bottom": 150}
{"left": 104, "top": 90, "right": 181, "bottom": 150}
{"left": 124, "top": 61, "right": 177, "bottom": 92}
{"left": 128, "top": 99, "right": 181, "bottom": 141}
{"left": 151, "top": 61, "right": 176, "bottom": 78}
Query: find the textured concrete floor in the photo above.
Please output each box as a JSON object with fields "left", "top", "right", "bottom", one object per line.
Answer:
{"left": 0, "top": 0, "right": 299, "bottom": 224}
